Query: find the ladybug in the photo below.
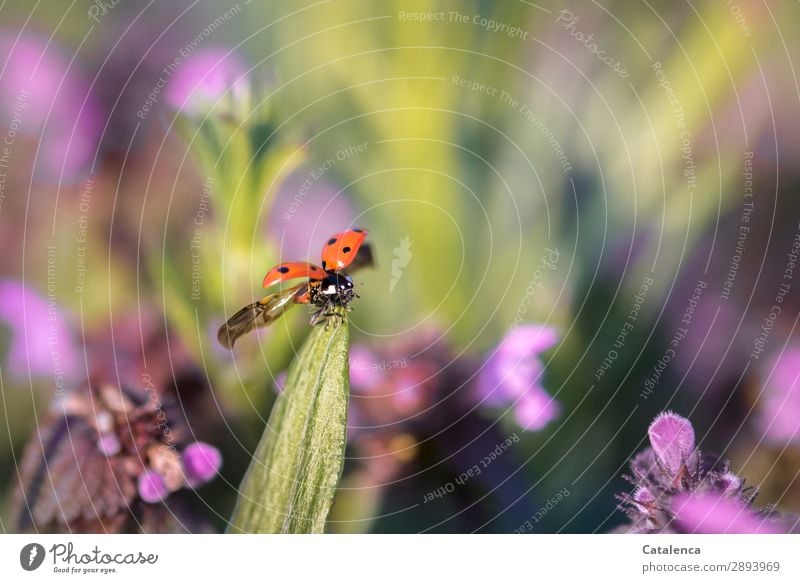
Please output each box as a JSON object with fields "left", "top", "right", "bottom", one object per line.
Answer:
{"left": 218, "top": 228, "right": 373, "bottom": 348}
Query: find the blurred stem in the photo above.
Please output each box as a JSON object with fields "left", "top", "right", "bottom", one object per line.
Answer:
{"left": 228, "top": 312, "right": 350, "bottom": 533}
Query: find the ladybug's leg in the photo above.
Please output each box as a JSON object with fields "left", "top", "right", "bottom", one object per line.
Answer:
{"left": 309, "top": 307, "right": 326, "bottom": 326}
{"left": 309, "top": 297, "right": 332, "bottom": 326}
{"left": 309, "top": 299, "right": 348, "bottom": 326}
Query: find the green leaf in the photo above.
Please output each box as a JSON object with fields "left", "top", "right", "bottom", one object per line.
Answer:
{"left": 228, "top": 316, "right": 350, "bottom": 533}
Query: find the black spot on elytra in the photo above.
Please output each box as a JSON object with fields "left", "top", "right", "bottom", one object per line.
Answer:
{"left": 277, "top": 266, "right": 290, "bottom": 273}
{"left": 327, "top": 238, "right": 337, "bottom": 245}
{"left": 343, "top": 246, "right": 351, "bottom": 253}
{"left": 353, "top": 228, "right": 363, "bottom": 233}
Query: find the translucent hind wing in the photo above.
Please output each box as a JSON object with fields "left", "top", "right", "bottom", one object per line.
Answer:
{"left": 217, "top": 284, "right": 308, "bottom": 348}
{"left": 342, "top": 241, "right": 374, "bottom": 274}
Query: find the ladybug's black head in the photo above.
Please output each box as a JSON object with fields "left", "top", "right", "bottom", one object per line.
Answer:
{"left": 320, "top": 272, "right": 353, "bottom": 292}
{"left": 317, "top": 272, "right": 356, "bottom": 305}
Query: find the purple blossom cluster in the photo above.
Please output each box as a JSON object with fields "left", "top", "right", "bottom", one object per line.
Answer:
{"left": 617, "top": 411, "right": 796, "bottom": 534}
{"left": 10, "top": 379, "right": 222, "bottom": 533}
{"left": 0, "top": 280, "right": 78, "bottom": 383}
{"left": 7, "top": 310, "right": 222, "bottom": 533}
{"left": 757, "top": 346, "right": 800, "bottom": 444}
{"left": 0, "top": 32, "right": 101, "bottom": 182}
{"left": 475, "top": 325, "right": 560, "bottom": 431}
{"left": 346, "top": 324, "right": 560, "bottom": 444}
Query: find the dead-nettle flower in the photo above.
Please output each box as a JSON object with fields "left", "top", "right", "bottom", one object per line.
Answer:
{"left": 345, "top": 325, "right": 560, "bottom": 443}
{"left": 165, "top": 46, "right": 249, "bottom": 117}
{"left": 0, "top": 280, "right": 78, "bottom": 384}
{"left": 474, "top": 325, "right": 560, "bottom": 431}
{"left": 616, "top": 411, "right": 795, "bottom": 533}
{"left": 332, "top": 330, "right": 549, "bottom": 530}
{"left": 340, "top": 326, "right": 559, "bottom": 480}
{"left": 756, "top": 346, "right": 800, "bottom": 445}
{"left": 9, "top": 378, "right": 221, "bottom": 533}
{"left": 0, "top": 32, "right": 102, "bottom": 182}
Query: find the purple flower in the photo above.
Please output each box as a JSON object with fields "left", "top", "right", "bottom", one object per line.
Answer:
{"left": 137, "top": 470, "right": 168, "bottom": 503}
{"left": 648, "top": 411, "right": 698, "bottom": 478}
{"left": 513, "top": 388, "right": 560, "bottom": 431}
{"left": 182, "top": 442, "right": 222, "bottom": 487}
{"left": 476, "top": 325, "right": 559, "bottom": 430}
{"left": 96, "top": 433, "right": 121, "bottom": 457}
{"left": 349, "top": 345, "right": 382, "bottom": 393}
{"left": 673, "top": 493, "right": 784, "bottom": 534}
{"left": 165, "top": 47, "right": 247, "bottom": 115}
{"left": 616, "top": 411, "right": 795, "bottom": 533}
{"left": 0, "top": 33, "right": 101, "bottom": 182}
{"left": 757, "top": 346, "right": 800, "bottom": 444}
{"left": 0, "top": 280, "right": 77, "bottom": 382}
{"left": 631, "top": 486, "right": 656, "bottom": 514}
{"left": 8, "top": 328, "right": 220, "bottom": 532}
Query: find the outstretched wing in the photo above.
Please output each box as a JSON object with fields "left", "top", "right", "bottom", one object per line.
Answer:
{"left": 262, "top": 261, "right": 325, "bottom": 288}
{"left": 343, "top": 241, "right": 375, "bottom": 274}
{"left": 320, "top": 228, "right": 368, "bottom": 271}
{"left": 218, "top": 283, "right": 307, "bottom": 348}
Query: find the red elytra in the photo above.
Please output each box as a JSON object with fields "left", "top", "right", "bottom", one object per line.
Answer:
{"left": 262, "top": 229, "right": 369, "bottom": 287}
{"left": 262, "top": 261, "right": 326, "bottom": 288}
{"left": 321, "top": 229, "right": 368, "bottom": 271}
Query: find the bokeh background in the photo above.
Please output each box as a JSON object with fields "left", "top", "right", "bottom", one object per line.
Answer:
{"left": 2, "top": 0, "right": 800, "bottom": 533}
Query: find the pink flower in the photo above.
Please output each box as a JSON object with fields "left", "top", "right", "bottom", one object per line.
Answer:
{"left": 0, "top": 280, "right": 77, "bottom": 382}
{"left": 757, "top": 347, "right": 800, "bottom": 444}
{"left": 137, "top": 470, "right": 168, "bottom": 503}
{"left": 0, "top": 32, "right": 101, "bottom": 181}
{"left": 513, "top": 388, "right": 561, "bottom": 431}
{"left": 616, "top": 411, "right": 794, "bottom": 533}
{"left": 476, "top": 325, "right": 559, "bottom": 431}
{"left": 673, "top": 493, "right": 784, "bottom": 534}
{"left": 349, "top": 345, "right": 382, "bottom": 393}
{"left": 182, "top": 442, "right": 222, "bottom": 487}
{"left": 648, "top": 411, "right": 698, "bottom": 478}
{"left": 165, "top": 47, "right": 247, "bottom": 115}
{"left": 96, "top": 434, "right": 121, "bottom": 457}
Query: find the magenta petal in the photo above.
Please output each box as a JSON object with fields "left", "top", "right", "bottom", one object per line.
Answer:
{"left": 349, "top": 345, "right": 382, "bottom": 393}
{"left": 165, "top": 47, "right": 246, "bottom": 114}
{"left": 648, "top": 411, "right": 697, "bottom": 477}
{"left": 718, "top": 472, "right": 743, "bottom": 495}
{"left": 137, "top": 470, "right": 168, "bottom": 503}
{"left": 513, "top": 389, "right": 559, "bottom": 431}
{"left": 502, "top": 325, "right": 559, "bottom": 357}
{"left": 0, "top": 33, "right": 101, "bottom": 182}
{"left": 758, "top": 347, "right": 800, "bottom": 444}
{"left": 673, "top": 493, "right": 784, "bottom": 534}
{"left": 182, "top": 442, "right": 222, "bottom": 487}
{"left": 632, "top": 486, "right": 655, "bottom": 514}
{"left": 0, "top": 281, "right": 77, "bottom": 381}
{"left": 96, "top": 433, "right": 121, "bottom": 457}
{"left": 476, "top": 325, "right": 558, "bottom": 408}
